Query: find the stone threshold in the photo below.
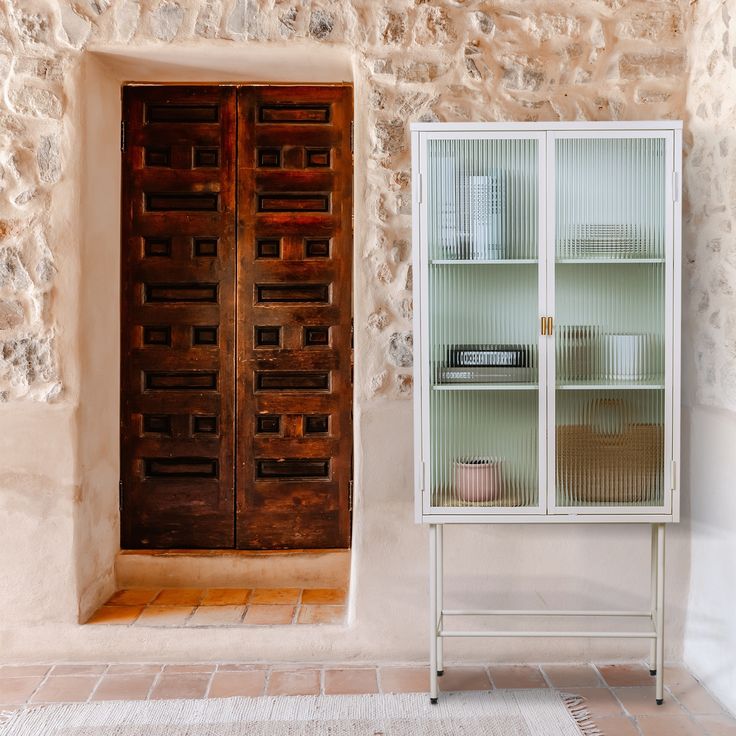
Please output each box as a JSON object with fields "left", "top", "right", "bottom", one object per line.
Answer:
{"left": 116, "top": 549, "right": 350, "bottom": 590}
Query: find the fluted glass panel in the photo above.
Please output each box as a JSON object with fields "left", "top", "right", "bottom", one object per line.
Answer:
{"left": 554, "top": 136, "right": 666, "bottom": 508}
{"left": 556, "top": 137, "right": 665, "bottom": 261}
{"left": 427, "top": 138, "right": 538, "bottom": 261}
{"left": 426, "top": 135, "right": 540, "bottom": 510}
{"left": 556, "top": 389, "right": 665, "bottom": 507}
{"left": 431, "top": 389, "right": 538, "bottom": 508}
{"left": 556, "top": 263, "right": 665, "bottom": 387}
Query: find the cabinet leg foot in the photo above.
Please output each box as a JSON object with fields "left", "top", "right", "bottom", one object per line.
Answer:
{"left": 430, "top": 697, "right": 438, "bottom": 705}
{"left": 437, "top": 670, "right": 444, "bottom": 677}
{"left": 656, "top": 698, "right": 663, "bottom": 706}
{"left": 650, "top": 669, "right": 656, "bottom": 676}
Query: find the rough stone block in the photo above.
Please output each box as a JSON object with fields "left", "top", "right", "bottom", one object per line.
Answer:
{"left": 396, "top": 61, "right": 445, "bottom": 83}
{"left": 619, "top": 50, "right": 686, "bottom": 79}
{"left": 0, "top": 300, "right": 24, "bottom": 330}
{"left": 309, "top": 9, "right": 334, "bottom": 40}
{"left": 10, "top": 86, "right": 63, "bottom": 119}
{"left": 194, "top": 0, "right": 222, "bottom": 38}
{"left": 388, "top": 332, "right": 413, "bottom": 367}
{"left": 58, "top": 5, "right": 92, "bottom": 49}
{"left": 379, "top": 9, "right": 405, "bottom": 45}
{"left": 37, "top": 135, "right": 61, "bottom": 184}
{"left": 115, "top": 0, "right": 141, "bottom": 42}
{"left": 150, "top": 0, "right": 184, "bottom": 42}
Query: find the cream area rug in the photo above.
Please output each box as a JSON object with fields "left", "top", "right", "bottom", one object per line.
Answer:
{"left": 0, "top": 691, "right": 602, "bottom": 736}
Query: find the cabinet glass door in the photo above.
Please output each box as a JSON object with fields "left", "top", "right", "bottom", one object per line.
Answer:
{"left": 549, "top": 133, "right": 673, "bottom": 513}
{"left": 422, "top": 134, "right": 545, "bottom": 514}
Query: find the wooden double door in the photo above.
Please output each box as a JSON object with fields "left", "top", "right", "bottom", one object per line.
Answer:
{"left": 120, "top": 85, "right": 353, "bottom": 550}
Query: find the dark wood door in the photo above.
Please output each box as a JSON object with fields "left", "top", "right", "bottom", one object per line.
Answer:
{"left": 120, "top": 86, "right": 237, "bottom": 548}
{"left": 121, "top": 84, "right": 353, "bottom": 550}
{"left": 236, "top": 86, "right": 353, "bottom": 549}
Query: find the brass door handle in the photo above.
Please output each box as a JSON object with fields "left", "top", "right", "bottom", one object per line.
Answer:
{"left": 540, "top": 316, "right": 554, "bottom": 335}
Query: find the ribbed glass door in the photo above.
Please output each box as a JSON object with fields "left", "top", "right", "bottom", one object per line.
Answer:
{"left": 550, "top": 133, "right": 672, "bottom": 512}
{"left": 424, "top": 135, "right": 545, "bottom": 513}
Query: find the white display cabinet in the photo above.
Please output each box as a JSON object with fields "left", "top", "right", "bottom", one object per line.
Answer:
{"left": 411, "top": 122, "right": 682, "bottom": 704}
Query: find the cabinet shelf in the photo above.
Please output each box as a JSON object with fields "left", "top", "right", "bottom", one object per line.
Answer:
{"left": 433, "top": 383, "right": 538, "bottom": 391}
{"left": 557, "top": 383, "right": 665, "bottom": 391}
{"left": 431, "top": 259, "right": 538, "bottom": 265}
{"left": 557, "top": 258, "right": 665, "bottom": 264}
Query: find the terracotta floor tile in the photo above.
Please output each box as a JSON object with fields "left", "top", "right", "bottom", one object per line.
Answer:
{"left": 51, "top": 665, "right": 107, "bottom": 676}
{"left": 637, "top": 715, "right": 704, "bottom": 736}
{"left": 599, "top": 663, "right": 655, "bottom": 687}
{"left": 488, "top": 665, "right": 547, "bottom": 689}
{"left": 594, "top": 716, "right": 641, "bottom": 736}
{"left": 86, "top": 606, "right": 143, "bottom": 625}
{"left": 150, "top": 674, "right": 211, "bottom": 700}
{"left": 90, "top": 675, "right": 156, "bottom": 701}
{"left": 696, "top": 714, "right": 736, "bottom": 735}
{"left": 151, "top": 589, "right": 204, "bottom": 607}
{"left": 135, "top": 606, "right": 195, "bottom": 627}
{"left": 208, "top": 671, "right": 267, "bottom": 698}
{"left": 107, "top": 589, "right": 160, "bottom": 606}
{"left": 614, "top": 686, "right": 687, "bottom": 716}
{"left": 201, "top": 589, "right": 251, "bottom": 606}
{"left": 0, "top": 676, "right": 44, "bottom": 705}
{"left": 187, "top": 605, "right": 246, "bottom": 626}
{"left": 248, "top": 588, "right": 301, "bottom": 605}
{"left": 30, "top": 676, "right": 99, "bottom": 703}
{"left": 297, "top": 605, "right": 346, "bottom": 625}
{"left": 665, "top": 665, "right": 701, "bottom": 691}
{"left": 216, "top": 664, "right": 269, "bottom": 672}
{"left": 671, "top": 681, "right": 726, "bottom": 714}
{"left": 242, "top": 605, "right": 295, "bottom": 625}
{"left": 267, "top": 669, "right": 321, "bottom": 696}
{"left": 563, "top": 687, "right": 624, "bottom": 718}
{"left": 0, "top": 665, "right": 50, "bottom": 678}
{"left": 542, "top": 664, "right": 602, "bottom": 688}
{"left": 301, "top": 589, "right": 347, "bottom": 605}
{"left": 106, "top": 664, "right": 162, "bottom": 675}
{"left": 162, "top": 664, "right": 216, "bottom": 674}
{"left": 324, "top": 668, "right": 378, "bottom": 695}
{"left": 379, "top": 666, "right": 429, "bottom": 694}
{"left": 439, "top": 667, "right": 492, "bottom": 692}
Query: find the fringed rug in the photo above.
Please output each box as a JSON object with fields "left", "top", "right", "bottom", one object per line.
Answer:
{"left": 0, "top": 691, "right": 601, "bottom": 736}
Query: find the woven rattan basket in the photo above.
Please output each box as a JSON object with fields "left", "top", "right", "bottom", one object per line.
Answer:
{"left": 556, "top": 422, "right": 663, "bottom": 504}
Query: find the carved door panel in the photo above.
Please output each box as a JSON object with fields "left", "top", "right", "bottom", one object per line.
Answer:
{"left": 120, "top": 86, "right": 237, "bottom": 548}
{"left": 236, "top": 86, "right": 353, "bottom": 549}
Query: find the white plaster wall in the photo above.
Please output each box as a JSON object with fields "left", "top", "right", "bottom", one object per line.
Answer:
{"left": 0, "top": 0, "right": 697, "bottom": 665}
{"left": 683, "top": 0, "right": 736, "bottom": 715}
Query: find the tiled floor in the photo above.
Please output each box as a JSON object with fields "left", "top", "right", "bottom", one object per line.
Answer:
{"left": 0, "top": 662, "right": 733, "bottom": 735}
{"left": 86, "top": 588, "right": 347, "bottom": 627}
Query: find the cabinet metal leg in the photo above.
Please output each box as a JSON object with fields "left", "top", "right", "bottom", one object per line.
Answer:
{"left": 429, "top": 524, "right": 438, "bottom": 703}
{"left": 437, "top": 524, "right": 444, "bottom": 677}
{"left": 649, "top": 524, "right": 657, "bottom": 676}
{"left": 655, "top": 523, "right": 666, "bottom": 704}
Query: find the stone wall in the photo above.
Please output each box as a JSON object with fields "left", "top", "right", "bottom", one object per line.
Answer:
{"left": 0, "top": 0, "right": 689, "bottom": 402}
{"left": 0, "top": 0, "right": 702, "bottom": 666}
{"left": 682, "top": 0, "right": 736, "bottom": 715}
{"left": 684, "top": 0, "right": 736, "bottom": 410}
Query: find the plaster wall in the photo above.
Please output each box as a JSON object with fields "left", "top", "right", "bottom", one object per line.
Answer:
{"left": 682, "top": 0, "right": 736, "bottom": 715}
{"left": 0, "top": 0, "right": 695, "bottom": 665}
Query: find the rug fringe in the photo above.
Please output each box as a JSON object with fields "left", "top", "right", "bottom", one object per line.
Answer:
{"left": 0, "top": 712, "right": 16, "bottom": 728}
{"left": 561, "top": 694, "right": 604, "bottom": 736}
